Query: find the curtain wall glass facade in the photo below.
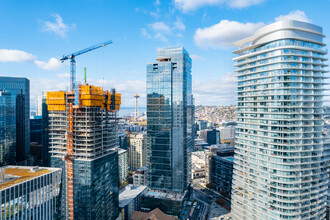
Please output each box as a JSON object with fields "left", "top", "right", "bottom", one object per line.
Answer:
{"left": 0, "top": 77, "right": 30, "bottom": 163}
{"left": 146, "top": 47, "right": 194, "bottom": 192}
{"left": 0, "top": 91, "right": 16, "bottom": 165}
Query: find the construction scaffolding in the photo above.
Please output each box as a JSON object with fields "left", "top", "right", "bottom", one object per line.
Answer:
{"left": 47, "top": 85, "right": 121, "bottom": 159}
{"left": 46, "top": 84, "right": 121, "bottom": 219}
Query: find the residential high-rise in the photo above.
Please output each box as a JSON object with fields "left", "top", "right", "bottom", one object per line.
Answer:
{"left": 118, "top": 148, "right": 129, "bottom": 185}
{"left": 146, "top": 47, "right": 194, "bottom": 192}
{"left": 47, "top": 85, "right": 121, "bottom": 220}
{"left": 0, "top": 165, "right": 61, "bottom": 220}
{"left": 0, "top": 76, "right": 30, "bottom": 163}
{"left": 232, "top": 20, "right": 328, "bottom": 219}
{"left": 128, "top": 133, "right": 147, "bottom": 171}
{"left": 36, "top": 95, "right": 43, "bottom": 116}
{"left": 0, "top": 91, "right": 16, "bottom": 165}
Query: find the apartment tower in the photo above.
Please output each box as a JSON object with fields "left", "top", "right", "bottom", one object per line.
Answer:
{"left": 232, "top": 20, "right": 328, "bottom": 219}
{"left": 128, "top": 133, "right": 147, "bottom": 171}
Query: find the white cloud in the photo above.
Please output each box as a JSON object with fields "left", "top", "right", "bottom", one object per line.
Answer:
{"left": 275, "top": 10, "right": 311, "bottom": 23}
{"left": 150, "top": 22, "right": 171, "bottom": 34}
{"left": 228, "top": 0, "right": 265, "bottom": 8}
{"left": 142, "top": 19, "right": 186, "bottom": 42}
{"left": 190, "top": 54, "right": 204, "bottom": 60}
{"left": 30, "top": 77, "right": 69, "bottom": 109}
{"left": 174, "top": 0, "right": 266, "bottom": 12}
{"left": 193, "top": 72, "right": 236, "bottom": 105}
{"left": 141, "top": 28, "right": 152, "bottom": 38}
{"left": 173, "top": 18, "right": 186, "bottom": 31}
{"left": 56, "top": 73, "right": 70, "bottom": 78}
{"left": 154, "top": 33, "right": 168, "bottom": 42}
{"left": 42, "top": 14, "right": 74, "bottom": 38}
{"left": 0, "top": 48, "right": 65, "bottom": 71}
{"left": 0, "top": 49, "right": 36, "bottom": 62}
{"left": 34, "top": 58, "right": 63, "bottom": 70}
{"left": 194, "top": 20, "right": 264, "bottom": 49}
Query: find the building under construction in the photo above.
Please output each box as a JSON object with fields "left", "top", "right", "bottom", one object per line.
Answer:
{"left": 46, "top": 84, "right": 121, "bottom": 220}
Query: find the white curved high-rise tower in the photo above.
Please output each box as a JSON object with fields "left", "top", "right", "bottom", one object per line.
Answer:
{"left": 231, "top": 20, "right": 329, "bottom": 219}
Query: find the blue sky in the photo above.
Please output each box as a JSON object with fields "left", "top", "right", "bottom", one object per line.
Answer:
{"left": 1, "top": 0, "right": 330, "bottom": 109}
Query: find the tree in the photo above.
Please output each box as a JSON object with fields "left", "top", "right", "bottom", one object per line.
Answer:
{"left": 215, "top": 198, "right": 226, "bottom": 207}
{"left": 220, "top": 190, "right": 228, "bottom": 198}
{"left": 206, "top": 182, "right": 215, "bottom": 190}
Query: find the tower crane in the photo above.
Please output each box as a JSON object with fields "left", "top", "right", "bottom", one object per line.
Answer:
{"left": 59, "top": 40, "right": 112, "bottom": 220}
{"left": 60, "top": 40, "right": 113, "bottom": 105}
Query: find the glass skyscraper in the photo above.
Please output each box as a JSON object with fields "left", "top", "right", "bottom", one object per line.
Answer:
{"left": 0, "top": 91, "right": 16, "bottom": 165}
{"left": 146, "top": 47, "right": 194, "bottom": 192}
{"left": 232, "top": 20, "right": 328, "bottom": 219}
{"left": 0, "top": 76, "right": 30, "bottom": 163}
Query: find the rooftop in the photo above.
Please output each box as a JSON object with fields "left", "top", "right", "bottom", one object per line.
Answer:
{"left": 0, "top": 166, "right": 60, "bottom": 190}
{"left": 119, "top": 184, "right": 147, "bottom": 208}
{"left": 223, "top": 157, "right": 235, "bottom": 163}
{"left": 144, "top": 188, "right": 187, "bottom": 201}
{"left": 208, "top": 202, "right": 231, "bottom": 220}
{"left": 118, "top": 148, "right": 128, "bottom": 154}
{"left": 135, "top": 166, "right": 148, "bottom": 174}
{"left": 131, "top": 208, "right": 177, "bottom": 220}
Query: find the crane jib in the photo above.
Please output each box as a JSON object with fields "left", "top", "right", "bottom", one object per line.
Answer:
{"left": 59, "top": 40, "right": 113, "bottom": 106}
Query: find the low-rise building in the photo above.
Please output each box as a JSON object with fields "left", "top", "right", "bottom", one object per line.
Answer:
{"left": 0, "top": 166, "right": 61, "bottom": 220}
{"left": 194, "top": 138, "right": 209, "bottom": 151}
{"left": 192, "top": 163, "right": 205, "bottom": 179}
{"left": 131, "top": 208, "right": 177, "bottom": 220}
{"left": 191, "top": 151, "right": 208, "bottom": 179}
{"left": 119, "top": 184, "right": 147, "bottom": 220}
{"left": 219, "top": 126, "right": 235, "bottom": 143}
{"left": 141, "top": 189, "right": 189, "bottom": 217}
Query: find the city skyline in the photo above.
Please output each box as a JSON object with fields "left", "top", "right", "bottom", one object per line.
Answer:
{"left": 1, "top": 0, "right": 330, "bottom": 108}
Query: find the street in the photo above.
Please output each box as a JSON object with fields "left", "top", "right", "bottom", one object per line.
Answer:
{"left": 187, "top": 179, "right": 216, "bottom": 220}
{"left": 188, "top": 200, "right": 207, "bottom": 220}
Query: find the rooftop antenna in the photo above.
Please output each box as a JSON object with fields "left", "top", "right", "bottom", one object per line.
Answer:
{"left": 84, "top": 67, "right": 87, "bottom": 84}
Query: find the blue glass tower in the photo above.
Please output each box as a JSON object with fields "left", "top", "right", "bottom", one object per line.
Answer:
{"left": 0, "top": 76, "right": 30, "bottom": 163}
{"left": 146, "top": 47, "right": 194, "bottom": 192}
{"left": 0, "top": 91, "right": 16, "bottom": 165}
